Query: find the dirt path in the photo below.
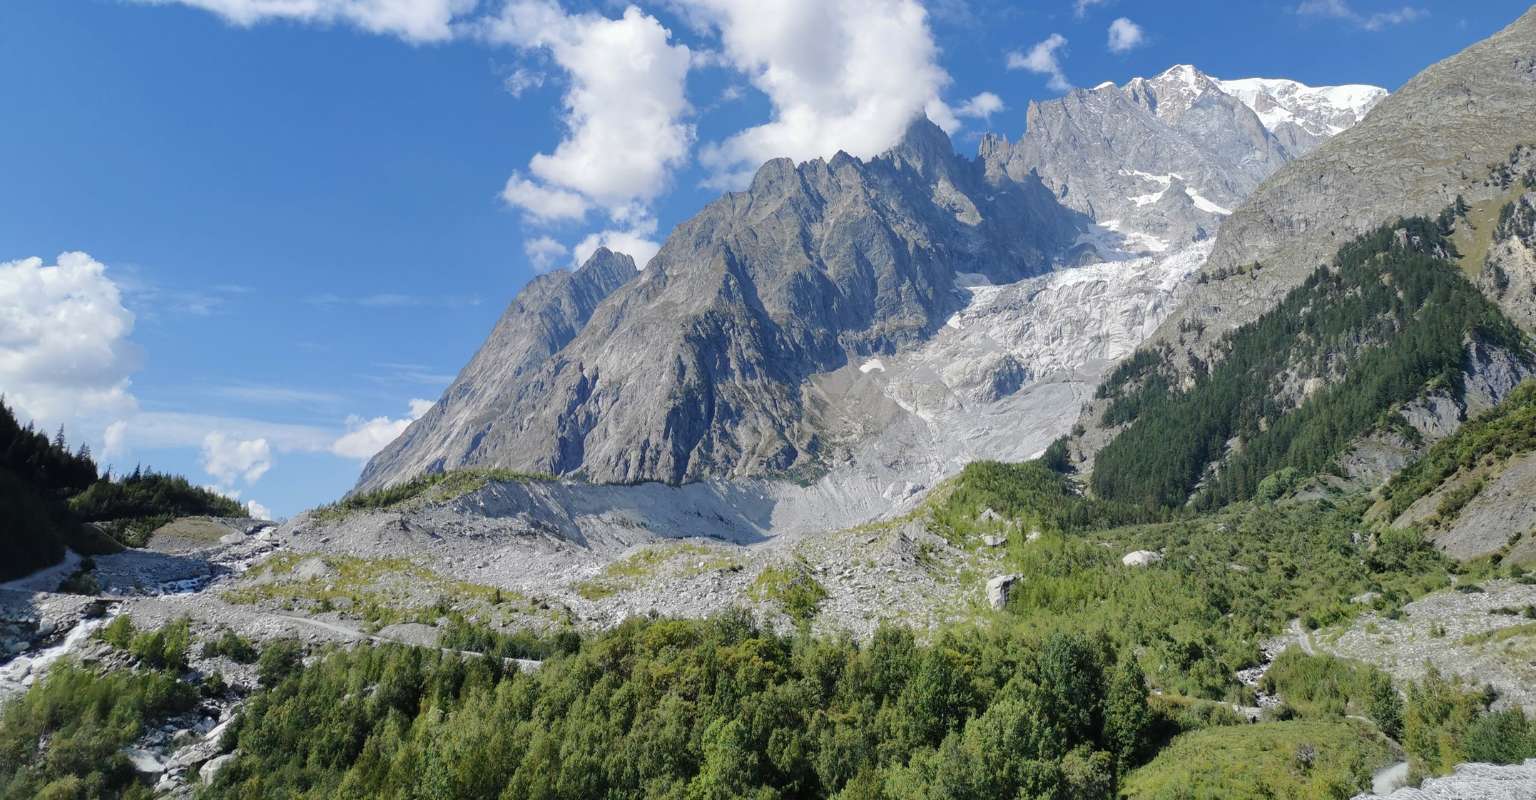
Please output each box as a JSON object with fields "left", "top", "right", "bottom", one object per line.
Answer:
{"left": 1291, "top": 618, "right": 1317, "bottom": 656}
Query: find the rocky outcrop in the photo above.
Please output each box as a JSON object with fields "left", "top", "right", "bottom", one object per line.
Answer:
{"left": 986, "top": 574, "right": 1022, "bottom": 610}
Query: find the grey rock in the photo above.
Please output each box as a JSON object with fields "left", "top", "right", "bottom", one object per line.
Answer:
{"left": 1353, "top": 759, "right": 1536, "bottom": 799}
{"left": 1121, "top": 550, "right": 1163, "bottom": 568}
{"left": 199, "top": 753, "right": 237, "bottom": 785}
{"left": 986, "top": 574, "right": 1022, "bottom": 610}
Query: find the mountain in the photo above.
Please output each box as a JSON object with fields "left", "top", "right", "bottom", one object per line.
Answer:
{"left": 1214, "top": 76, "right": 1385, "bottom": 155}
{"left": 1076, "top": 8, "right": 1536, "bottom": 472}
{"left": 358, "top": 248, "right": 638, "bottom": 489}
{"left": 986, "top": 65, "right": 1384, "bottom": 253}
{"left": 359, "top": 120, "right": 1084, "bottom": 490}
{"left": 360, "top": 64, "right": 1384, "bottom": 494}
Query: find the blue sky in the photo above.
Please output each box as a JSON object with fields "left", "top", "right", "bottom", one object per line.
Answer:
{"left": 2, "top": 0, "right": 1528, "bottom": 517}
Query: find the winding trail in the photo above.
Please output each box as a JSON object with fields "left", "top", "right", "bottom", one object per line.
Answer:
{"left": 1291, "top": 618, "right": 1317, "bottom": 656}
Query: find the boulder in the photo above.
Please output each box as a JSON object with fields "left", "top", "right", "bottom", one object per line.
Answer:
{"left": 982, "top": 534, "right": 1007, "bottom": 548}
{"left": 986, "top": 574, "right": 1023, "bottom": 610}
{"left": 200, "top": 753, "right": 237, "bottom": 784}
{"left": 1121, "top": 550, "right": 1163, "bottom": 568}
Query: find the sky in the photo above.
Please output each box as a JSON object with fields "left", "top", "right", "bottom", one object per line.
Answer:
{"left": 2, "top": 0, "right": 1530, "bottom": 518}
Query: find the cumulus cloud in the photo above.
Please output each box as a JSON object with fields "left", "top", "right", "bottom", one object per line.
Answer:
{"left": 201, "top": 432, "right": 273, "bottom": 485}
{"left": 524, "top": 235, "right": 569, "bottom": 272}
{"left": 1008, "top": 33, "right": 1071, "bottom": 92}
{"left": 330, "top": 398, "right": 434, "bottom": 460}
{"left": 953, "top": 91, "right": 1004, "bottom": 121}
{"left": 1107, "top": 17, "right": 1145, "bottom": 52}
{"left": 1295, "top": 0, "right": 1427, "bottom": 30}
{"left": 245, "top": 499, "right": 274, "bottom": 520}
{"left": 685, "top": 0, "right": 951, "bottom": 186}
{"left": 137, "top": 0, "right": 478, "bottom": 43}
{"left": 0, "top": 252, "right": 141, "bottom": 429}
{"left": 484, "top": 2, "right": 694, "bottom": 220}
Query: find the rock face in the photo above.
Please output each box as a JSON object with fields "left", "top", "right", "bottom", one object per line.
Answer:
{"left": 360, "top": 62, "right": 1380, "bottom": 494}
{"left": 991, "top": 65, "right": 1383, "bottom": 252}
{"left": 358, "top": 248, "right": 638, "bottom": 490}
{"left": 361, "top": 118, "right": 1085, "bottom": 489}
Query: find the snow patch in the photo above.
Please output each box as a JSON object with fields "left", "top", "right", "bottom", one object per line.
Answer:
{"left": 859, "top": 358, "right": 886, "bottom": 374}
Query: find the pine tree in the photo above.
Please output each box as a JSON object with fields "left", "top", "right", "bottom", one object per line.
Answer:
{"left": 1103, "top": 656, "right": 1151, "bottom": 770}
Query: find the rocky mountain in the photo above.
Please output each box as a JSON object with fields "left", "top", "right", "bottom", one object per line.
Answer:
{"left": 1076, "top": 7, "right": 1536, "bottom": 474}
{"left": 988, "top": 65, "right": 1384, "bottom": 252}
{"left": 359, "top": 119, "right": 1085, "bottom": 490}
{"left": 360, "top": 57, "right": 1389, "bottom": 495}
{"left": 358, "top": 248, "right": 638, "bottom": 490}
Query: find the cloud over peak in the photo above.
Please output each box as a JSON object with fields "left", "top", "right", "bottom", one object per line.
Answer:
{"left": 1008, "top": 33, "right": 1071, "bottom": 92}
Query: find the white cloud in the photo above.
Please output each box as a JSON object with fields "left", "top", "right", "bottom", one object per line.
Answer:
{"left": 103, "top": 420, "right": 130, "bottom": 459}
{"left": 500, "top": 174, "right": 590, "bottom": 222}
{"left": 1295, "top": 0, "right": 1427, "bottom": 30}
{"left": 685, "top": 0, "right": 951, "bottom": 186}
{"left": 524, "top": 235, "right": 570, "bottom": 272}
{"left": 484, "top": 2, "right": 694, "bottom": 218}
{"left": 953, "top": 91, "right": 1003, "bottom": 120}
{"left": 201, "top": 432, "right": 273, "bottom": 485}
{"left": 1074, "top": 0, "right": 1108, "bottom": 18}
{"left": 138, "top": 0, "right": 477, "bottom": 43}
{"left": 0, "top": 252, "right": 140, "bottom": 430}
{"left": 1008, "top": 33, "right": 1071, "bottom": 92}
{"left": 245, "top": 499, "right": 274, "bottom": 520}
{"left": 1107, "top": 17, "right": 1145, "bottom": 52}
{"left": 144, "top": 0, "right": 482, "bottom": 42}
{"left": 330, "top": 398, "right": 433, "bottom": 460}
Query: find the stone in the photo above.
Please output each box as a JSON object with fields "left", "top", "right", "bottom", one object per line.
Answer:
{"left": 200, "top": 753, "right": 237, "bottom": 784}
{"left": 987, "top": 574, "right": 1023, "bottom": 610}
{"left": 1122, "top": 550, "right": 1164, "bottom": 568}
{"left": 982, "top": 534, "right": 1007, "bottom": 548}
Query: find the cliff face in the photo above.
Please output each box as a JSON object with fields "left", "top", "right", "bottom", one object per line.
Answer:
{"left": 358, "top": 119, "right": 1084, "bottom": 489}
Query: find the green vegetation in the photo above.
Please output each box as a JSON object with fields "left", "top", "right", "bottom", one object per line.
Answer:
{"left": 0, "top": 661, "right": 198, "bottom": 800}
{"left": 931, "top": 460, "right": 1164, "bottom": 540}
{"left": 202, "top": 629, "right": 259, "bottom": 664}
{"left": 749, "top": 560, "right": 828, "bottom": 623}
{"left": 98, "top": 615, "right": 193, "bottom": 671}
{"left": 69, "top": 467, "right": 245, "bottom": 547}
{"left": 574, "top": 541, "right": 741, "bottom": 601}
{"left": 985, "top": 496, "right": 1446, "bottom": 699}
{"left": 438, "top": 615, "right": 580, "bottom": 661}
{"left": 201, "top": 616, "right": 1156, "bottom": 800}
{"left": 1261, "top": 650, "right": 1402, "bottom": 737}
{"left": 1380, "top": 380, "right": 1536, "bottom": 521}
{"left": 1460, "top": 620, "right": 1536, "bottom": 646}
{"left": 313, "top": 468, "right": 558, "bottom": 520}
{"left": 1093, "top": 217, "right": 1530, "bottom": 511}
{"left": 1121, "top": 720, "right": 1390, "bottom": 799}
{"left": 0, "top": 398, "right": 241, "bottom": 579}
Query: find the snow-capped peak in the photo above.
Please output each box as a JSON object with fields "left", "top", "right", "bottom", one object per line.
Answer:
{"left": 1214, "top": 76, "right": 1387, "bottom": 137}
{"left": 1097, "top": 66, "right": 1387, "bottom": 138}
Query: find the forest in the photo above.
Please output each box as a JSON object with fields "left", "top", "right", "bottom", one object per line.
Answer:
{"left": 1091, "top": 216, "right": 1530, "bottom": 511}
{"left": 0, "top": 399, "right": 244, "bottom": 579}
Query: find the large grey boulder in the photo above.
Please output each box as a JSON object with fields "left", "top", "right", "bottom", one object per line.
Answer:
{"left": 986, "top": 574, "right": 1023, "bottom": 610}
